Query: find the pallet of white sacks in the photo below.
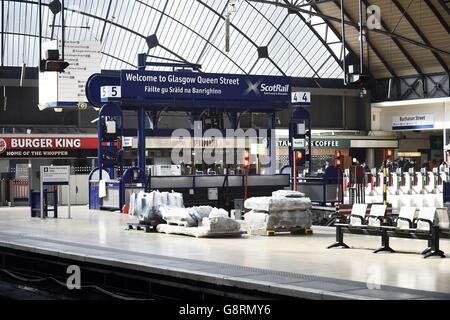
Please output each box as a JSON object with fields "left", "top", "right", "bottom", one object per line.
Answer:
{"left": 156, "top": 224, "right": 246, "bottom": 238}
{"left": 243, "top": 191, "right": 314, "bottom": 237}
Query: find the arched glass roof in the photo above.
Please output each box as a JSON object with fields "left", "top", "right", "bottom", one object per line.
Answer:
{"left": 1, "top": 0, "right": 344, "bottom": 78}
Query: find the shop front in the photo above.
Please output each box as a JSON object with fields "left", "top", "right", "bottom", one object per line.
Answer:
{"left": 0, "top": 135, "right": 98, "bottom": 204}
{"left": 275, "top": 130, "right": 398, "bottom": 173}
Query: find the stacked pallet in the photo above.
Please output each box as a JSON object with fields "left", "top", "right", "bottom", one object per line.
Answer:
{"left": 244, "top": 190, "right": 313, "bottom": 236}
{"left": 129, "top": 191, "right": 244, "bottom": 238}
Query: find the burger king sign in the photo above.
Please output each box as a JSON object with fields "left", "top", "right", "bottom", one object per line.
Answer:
{"left": 0, "top": 137, "right": 98, "bottom": 158}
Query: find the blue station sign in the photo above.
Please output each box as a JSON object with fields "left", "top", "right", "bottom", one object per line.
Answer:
{"left": 120, "top": 70, "right": 291, "bottom": 103}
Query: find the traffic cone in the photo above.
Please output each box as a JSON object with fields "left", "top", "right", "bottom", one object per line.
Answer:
{"left": 122, "top": 204, "right": 129, "bottom": 214}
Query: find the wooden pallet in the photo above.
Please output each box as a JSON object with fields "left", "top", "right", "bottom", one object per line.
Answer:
{"left": 167, "top": 221, "right": 191, "bottom": 227}
{"left": 252, "top": 227, "right": 313, "bottom": 236}
{"left": 127, "top": 223, "right": 157, "bottom": 233}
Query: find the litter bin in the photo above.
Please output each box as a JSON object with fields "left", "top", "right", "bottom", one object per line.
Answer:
{"left": 30, "top": 189, "right": 58, "bottom": 218}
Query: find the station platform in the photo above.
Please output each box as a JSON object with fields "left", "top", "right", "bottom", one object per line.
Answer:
{"left": 0, "top": 206, "right": 449, "bottom": 300}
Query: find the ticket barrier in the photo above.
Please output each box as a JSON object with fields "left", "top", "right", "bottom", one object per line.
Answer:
{"left": 413, "top": 171, "right": 425, "bottom": 194}
{"left": 439, "top": 172, "right": 448, "bottom": 193}
{"left": 425, "top": 171, "right": 440, "bottom": 194}
{"left": 400, "top": 172, "right": 413, "bottom": 195}
{"left": 374, "top": 172, "right": 384, "bottom": 196}
{"left": 365, "top": 173, "right": 376, "bottom": 196}
{"left": 388, "top": 172, "right": 400, "bottom": 195}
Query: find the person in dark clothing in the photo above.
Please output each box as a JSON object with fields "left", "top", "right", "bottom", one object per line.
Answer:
{"left": 397, "top": 157, "right": 404, "bottom": 170}
{"left": 402, "top": 159, "right": 411, "bottom": 172}
{"left": 427, "top": 160, "right": 434, "bottom": 172}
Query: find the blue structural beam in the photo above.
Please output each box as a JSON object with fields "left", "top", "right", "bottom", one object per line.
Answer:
{"left": 97, "top": 103, "right": 123, "bottom": 181}
{"left": 137, "top": 107, "right": 146, "bottom": 174}
{"left": 86, "top": 53, "right": 304, "bottom": 203}
{"left": 86, "top": 72, "right": 292, "bottom": 112}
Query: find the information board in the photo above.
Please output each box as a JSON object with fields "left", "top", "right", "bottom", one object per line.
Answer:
{"left": 41, "top": 166, "right": 70, "bottom": 183}
{"left": 120, "top": 70, "right": 291, "bottom": 103}
{"left": 39, "top": 40, "right": 101, "bottom": 106}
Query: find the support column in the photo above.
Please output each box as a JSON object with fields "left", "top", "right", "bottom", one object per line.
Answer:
{"left": 444, "top": 101, "right": 449, "bottom": 162}
{"left": 137, "top": 107, "right": 146, "bottom": 173}
{"left": 366, "top": 148, "right": 375, "bottom": 170}
{"left": 267, "top": 113, "right": 276, "bottom": 175}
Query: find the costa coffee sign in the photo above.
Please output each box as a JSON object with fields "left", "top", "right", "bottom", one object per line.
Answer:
{"left": 0, "top": 137, "right": 97, "bottom": 158}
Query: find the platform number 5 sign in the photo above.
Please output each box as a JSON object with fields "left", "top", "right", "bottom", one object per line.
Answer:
{"left": 101, "top": 86, "right": 122, "bottom": 100}
{"left": 291, "top": 91, "right": 311, "bottom": 105}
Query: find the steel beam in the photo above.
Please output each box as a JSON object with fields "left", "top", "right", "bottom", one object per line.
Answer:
{"left": 332, "top": 0, "right": 397, "bottom": 77}
{"left": 279, "top": 0, "right": 343, "bottom": 69}
{"left": 372, "top": 72, "right": 449, "bottom": 102}
{"left": 424, "top": 0, "right": 450, "bottom": 35}
{"left": 247, "top": 0, "right": 450, "bottom": 57}
{"left": 438, "top": 0, "right": 450, "bottom": 16}
{"left": 312, "top": 4, "right": 374, "bottom": 79}
{"left": 391, "top": 0, "right": 449, "bottom": 73}
{"left": 362, "top": 0, "right": 422, "bottom": 75}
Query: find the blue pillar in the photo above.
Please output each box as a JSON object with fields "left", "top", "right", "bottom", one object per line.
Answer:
{"left": 138, "top": 107, "right": 146, "bottom": 173}
{"left": 267, "top": 113, "right": 276, "bottom": 174}
{"left": 228, "top": 112, "right": 238, "bottom": 130}
{"left": 98, "top": 115, "right": 103, "bottom": 180}
{"left": 137, "top": 54, "right": 146, "bottom": 173}
{"left": 137, "top": 53, "right": 146, "bottom": 71}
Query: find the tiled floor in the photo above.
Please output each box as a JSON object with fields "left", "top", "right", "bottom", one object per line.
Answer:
{"left": 0, "top": 206, "right": 449, "bottom": 295}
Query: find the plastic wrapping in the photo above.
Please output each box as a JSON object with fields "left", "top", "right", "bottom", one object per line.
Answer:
{"left": 208, "top": 208, "right": 229, "bottom": 218}
{"left": 140, "top": 192, "right": 156, "bottom": 221}
{"left": 129, "top": 192, "right": 136, "bottom": 216}
{"left": 129, "top": 190, "right": 184, "bottom": 223}
{"left": 272, "top": 190, "right": 305, "bottom": 198}
{"left": 199, "top": 216, "right": 241, "bottom": 232}
{"left": 244, "top": 209, "right": 312, "bottom": 234}
{"left": 159, "top": 206, "right": 213, "bottom": 227}
{"left": 157, "top": 216, "right": 242, "bottom": 238}
{"left": 244, "top": 196, "right": 312, "bottom": 212}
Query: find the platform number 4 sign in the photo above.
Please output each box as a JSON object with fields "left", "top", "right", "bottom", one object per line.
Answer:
{"left": 291, "top": 91, "right": 311, "bottom": 105}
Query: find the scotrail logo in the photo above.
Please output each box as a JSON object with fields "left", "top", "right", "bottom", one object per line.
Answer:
{"left": 244, "top": 79, "right": 262, "bottom": 96}
{"left": 244, "top": 79, "right": 290, "bottom": 97}
{"left": 260, "top": 84, "right": 290, "bottom": 93}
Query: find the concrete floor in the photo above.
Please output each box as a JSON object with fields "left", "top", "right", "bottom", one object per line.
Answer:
{"left": 0, "top": 206, "right": 449, "bottom": 295}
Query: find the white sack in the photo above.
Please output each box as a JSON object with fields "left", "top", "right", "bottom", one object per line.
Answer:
{"left": 157, "top": 216, "right": 242, "bottom": 238}
{"left": 272, "top": 190, "right": 305, "bottom": 198}
{"left": 244, "top": 196, "right": 312, "bottom": 212}
{"left": 129, "top": 192, "right": 136, "bottom": 216}
{"left": 209, "top": 208, "right": 229, "bottom": 218}
{"left": 244, "top": 209, "right": 312, "bottom": 232}
{"left": 159, "top": 205, "right": 213, "bottom": 227}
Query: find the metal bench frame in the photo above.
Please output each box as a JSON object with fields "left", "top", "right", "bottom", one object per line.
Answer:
{"left": 328, "top": 207, "right": 447, "bottom": 259}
